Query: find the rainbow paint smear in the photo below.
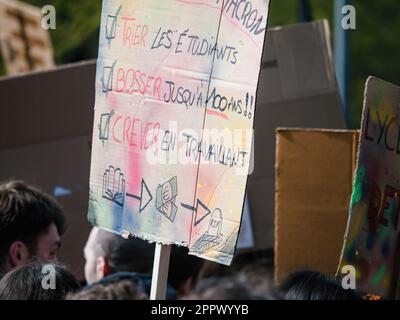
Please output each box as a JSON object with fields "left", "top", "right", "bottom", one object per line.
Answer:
{"left": 88, "top": 0, "right": 270, "bottom": 265}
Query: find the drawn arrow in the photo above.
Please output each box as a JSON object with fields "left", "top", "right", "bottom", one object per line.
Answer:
{"left": 126, "top": 179, "right": 152, "bottom": 212}
{"left": 181, "top": 199, "right": 211, "bottom": 226}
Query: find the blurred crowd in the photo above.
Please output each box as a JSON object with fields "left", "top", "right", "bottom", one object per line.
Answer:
{"left": 0, "top": 180, "right": 365, "bottom": 300}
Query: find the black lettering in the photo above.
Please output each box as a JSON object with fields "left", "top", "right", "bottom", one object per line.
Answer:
{"left": 376, "top": 110, "right": 389, "bottom": 145}
{"left": 364, "top": 108, "right": 375, "bottom": 142}
{"left": 385, "top": 118, "right": 396, "bottom": 151}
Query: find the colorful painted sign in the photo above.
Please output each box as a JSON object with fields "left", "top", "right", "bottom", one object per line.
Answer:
{"left": 339, "top": 77, "right": 400, "bottom": 298}
{"left": 88, "top": 0, "right": 270, "bottom": 265}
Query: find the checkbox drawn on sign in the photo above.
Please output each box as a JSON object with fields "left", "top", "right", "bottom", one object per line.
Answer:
{"left": 105, "top": 5, "right": 122, "bottom": 43}
{"left": 99, "top": 110, "right": 115, "bottom": 143}
{"left": 102, "top": 60, "right": 117, "bottom": 94}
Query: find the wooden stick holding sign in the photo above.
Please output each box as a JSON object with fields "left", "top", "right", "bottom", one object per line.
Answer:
{"left": 150, "top": 243, "right": 171, "bottom": 300}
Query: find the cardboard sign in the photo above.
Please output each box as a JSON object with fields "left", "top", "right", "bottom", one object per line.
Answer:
{"left": 0, "top": 0, "right": 54, "bottom": 75}
{"left": 339, "top": 77, "right": 400, "bottom": 298}
{"left": 88, "top": 0, "right": 270, "bottom": 265}
{"left": 247, "top": 20, "right": 346, "bottom": 250}
{"left": 0, "top": 61, "right": 95, "bottom": 280}
{"left": 275, "top": 128, "right": 358, "bottom": 283}
{"left": 237, "top": 195, "right": 255, "bottom": 249}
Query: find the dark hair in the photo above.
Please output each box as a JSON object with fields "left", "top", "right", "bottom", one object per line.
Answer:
{"left": 0, "top": 263, "right": 80, "bottom": 300}
{"left": 168, "top": 246, "right": 203, "bottom": 290}
{"left": 67, "top": 279, "right": 148, "bottom": 300}
{"left": 279, "top": 270, "right": 363, "bottom": 300}
{"left": 185, "top": 272, "right": 279, "bottom": 300}
{"left": 95, "top": 231, "right": 155, "bottom": 274}
{"left": 94, "top": 230, "right": 203, "bottom": 290}
{"left": 0, "top": 181, "right": 66, "bottom": 268}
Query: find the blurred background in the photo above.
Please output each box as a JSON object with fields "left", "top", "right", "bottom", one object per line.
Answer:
{"left": 1, "top": 0, "right": 399, "bottom": 128}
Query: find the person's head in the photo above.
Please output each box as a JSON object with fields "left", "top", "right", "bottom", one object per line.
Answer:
{"left": 185, "top": 276, "right": 250, "bottom": 300}
{"left": 168, "top": 246, "right": 203, "bottom": 297}
{"left": 193, "top": 249, "right": 276, "bottom": 299}
{"left": 0, "top": 262, "right": 80, "bottom": 300}
{"left": 84, "top": 228, "right": 203, "bottom": 297}
{"left": 185, "top": 271, "right": 278, "bottom": 300}
{"left": 279, "top": 270, "right": 363, "bottom": 300}
{"left": 0, "top": 181, "right": 66, "bottom": 274}
{"left": 67, "top": 279, "right": 148, "bottom": 300}
{"left": 84, "top": 227, "right": 154, "bottom": 284}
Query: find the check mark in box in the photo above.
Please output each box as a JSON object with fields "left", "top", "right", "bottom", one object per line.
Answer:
{"left": 99, "top": 113, "right": 112, "bottom": 141}
{"left": 105, "top": 6, "right": 121, "bottom": 42}
{"left": 102, "top": 66, "right": 114, "bottom": 93}
{"left": 106, "top": 14, "right": 118, "bottom": 40}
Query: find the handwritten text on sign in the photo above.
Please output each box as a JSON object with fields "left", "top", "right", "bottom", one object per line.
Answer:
{"left": 339, "top": 77, "right": 400, "bottom": 298}
{"left": 88, "top": 0, "right": 270, "bottom": 265}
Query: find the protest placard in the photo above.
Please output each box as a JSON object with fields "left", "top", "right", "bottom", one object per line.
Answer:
{"left": 88, "top": 0, "right": 270, "bottom": 267}
{"left": 247, "top": 20, "right": 346, "bottom": 250}
{"left": 339, "top": 77, "right": 400, "bottom": 298}
{"left": 275, "top": 128, "right": 358, "bottom": 283}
